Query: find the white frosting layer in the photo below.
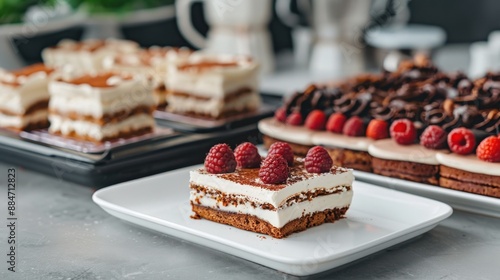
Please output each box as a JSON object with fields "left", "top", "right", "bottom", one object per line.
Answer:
{"left": 0, "top": 110, "right": 47, "bottom": 129}
{"left": 190, "top": 168, "right": 353, "bottom": 208}
{"left": 166, "top": 91, "right": 260, "bottom": 117}
{"left": 258, "top": 118, "right": 314, "bottom": 145}
{"left": 368, "top": 139, "right": 443, "bottom": 165}
{"left": 312, "top": 131, "right": 374, "bottom": 151}
{"left": 0, "top": 71, "right": 49, "bottom": 115}
{"left": 191, "top": 188, "right": 352, "bottom": 228}
{"left": 48, "top": 76, "right": 155, "bottom": 118}
{"left": 48, "top": 113, "right": 154, "bottom": 141}
{"left": 168, "top": 53, "right": 259, "bottom": 98}
{"left": 436, "top": 152, "right": 500, "bottom": 176}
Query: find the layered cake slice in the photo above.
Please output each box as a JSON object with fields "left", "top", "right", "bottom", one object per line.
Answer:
{"left": 48, "top": 72, "right": 156, "bottom": 142}
{"left": 167, "top": 53, "right": 261, "bottom": 119}
{"left": 103, "top": 47, "right": 192, "bottom": 109}
{"left": 190, "top": 142, "right": 353, "bottom": 239}
{"left": 436, "top": 134, "right": 500, "bottom": 198}
{"left": 0, "top": 64, "right": 53, "bottom": 131}
{"left": 42, "top": 39, "right": 139, "bottom": 75}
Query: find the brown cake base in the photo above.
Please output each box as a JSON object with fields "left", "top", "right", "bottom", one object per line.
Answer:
{"left": 192, "top": 204, "right": 349, "bottom": 239}
{"left": 326, "top": 147, "right": 372, "bottom": 172}
{"left": 439, "top": 165, "right": 500, "bottom": 198}
{"left": 372, "top": 157, "right": 439, "bottom": 185}
{"left": 4, "top": 119, "right": 49, "bottom": 132}
{"left": 262, "top": 134, "right": 312, "bottom": 156}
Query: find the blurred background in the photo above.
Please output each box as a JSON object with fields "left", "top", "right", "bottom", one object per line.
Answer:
{"left": 2, "top": 0, "right": 500, "bottom": 91}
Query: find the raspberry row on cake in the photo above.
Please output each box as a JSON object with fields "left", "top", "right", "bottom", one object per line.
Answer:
{"left": 167, "top": 54, "right": 261, "bottom": 119}
{"left": 259, "top": 57, "right": 500, "bottom": 198}
{"left": 189, "top": 142, "right": 353, "bottom": 239}
{"left": 48, "top": 72, "right": 156, "bottom": 142}
{"left": 0, "top": 64, "right": 53, "bottom": 131}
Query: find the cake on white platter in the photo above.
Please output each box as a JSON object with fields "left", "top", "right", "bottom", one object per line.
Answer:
{"left": 190, "top": 142, "right": 353, "bottom": 238}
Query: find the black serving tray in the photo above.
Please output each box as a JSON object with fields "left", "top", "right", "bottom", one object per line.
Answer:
{"left": 0, "top": 124, "right": 262, "bottom": 188}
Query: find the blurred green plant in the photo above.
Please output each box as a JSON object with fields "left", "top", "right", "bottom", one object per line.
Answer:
{"left": 0, "top": 0, "right": 57, "bottom": 24}
{"left": 68, "top": 0, "right": 175, "bottom": 14}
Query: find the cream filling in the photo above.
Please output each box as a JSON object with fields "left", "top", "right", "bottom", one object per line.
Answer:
{"left": 312, "top": 131, "right": 374, "bottom": 152}
{"left": 0, "top": 73, "right": 49, "bottom": 115}
{"left": 258, "top": 118, "right": 314, "bottom": 146}
{"left": 48, "top": 113, "right": 154, "bottom": 141}
{"left": 368, "top": 139, "right": 442, "bottom": 165}
{"left": 0, "top": 110, "right": 47, "bottom": 128}
{"left": 166, "top": 92, "right": 260, "bottom": 117}
{"left": 189, "top": 168, "right": 353, "bottom": 208}
{"left": 48, "top": 78, "right": 155, "bottom": 118}
{"left": 190, "top": 189, "right": 353, "bottom": 228}
{"left": 436, "top": 152, "right": 500, "bottom": 176}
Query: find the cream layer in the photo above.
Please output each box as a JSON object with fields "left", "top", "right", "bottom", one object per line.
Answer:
{"left": 48, "top": 113, "right": 154, "bottom": 141}
{"left": 0, "top": 110, "right": 47, "bottom": 128}
{"left": 166, "top": 91, "right": 261, "bottom": 117}
{"left": 191, "top": 188, "right": 352, "bottom": 228}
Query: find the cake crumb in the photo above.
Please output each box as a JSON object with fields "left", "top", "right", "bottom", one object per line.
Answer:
{"left": 257, "top": 235, "right": 267, "bottom": 240}
{"left": 190, "top": 213, "right": 201, "bottom": 219}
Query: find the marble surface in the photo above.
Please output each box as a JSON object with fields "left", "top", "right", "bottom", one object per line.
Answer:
{"left": 0, "top": 161, "right": 499, "bottom": 280}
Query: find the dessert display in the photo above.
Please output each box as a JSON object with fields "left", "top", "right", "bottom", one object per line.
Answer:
{"left": 48, "top": 72, "right": 156, "bottom": 142}
{"left": 258, "top": 56, "right": 500, "bottom": 198}
{"left": 103, "top": 47, "right": 193, "bottom": 109}
{"left": 42, "top": 39, "right": 139, "bottom": 75}
{"left": 0, "top": 63, "right": 54, "bottom": 131}
{"left": 189, "top": 142, "right": 353, "bottom": 238}
{"left": 167, "top": 53, "right": 261, "bottom": 119}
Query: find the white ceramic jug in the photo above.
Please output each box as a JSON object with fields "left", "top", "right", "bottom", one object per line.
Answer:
{"left": 176, "top": 0, "right": 275, "bottom": 74}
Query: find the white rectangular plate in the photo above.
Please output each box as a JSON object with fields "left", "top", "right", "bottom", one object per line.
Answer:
{"left": 354, "top": 170, "right": 500, "bottom": 218}
{"left": 93, "top": 166, "right": 452, "bottom": 276}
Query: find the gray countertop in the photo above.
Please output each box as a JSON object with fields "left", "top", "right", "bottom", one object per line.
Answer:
{"left": 1, "top": 161, "right": 499, "bottom": 280}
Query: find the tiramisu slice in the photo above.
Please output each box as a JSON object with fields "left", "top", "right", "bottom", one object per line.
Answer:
{"left": 42, "top": 39, "right": 139, "bottom": 75}
{"left": 0, "top": 63, "right": 53, "bottom": 131}
{"left": 190, "top": 143, "right": 353, "bottom": 239}
{"left": 167, "top": 54, "right": 261, "bottom": 119}
{"left": 104, "top": 47, "right": 192, "bottom": 109}
{"left": 48, "top": 72, "right": 156, "bottom": 142}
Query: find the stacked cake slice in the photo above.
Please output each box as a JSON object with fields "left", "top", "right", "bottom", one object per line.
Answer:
{"left": 48, "top": 72, "right": 156, "bottom": 142}
{"left": 0, "top": 64, "right": 53, "bottom": 131}
{"left": 167, "top": 54, "right": 261, "bottom": 119}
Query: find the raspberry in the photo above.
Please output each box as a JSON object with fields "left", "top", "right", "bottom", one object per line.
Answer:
{"left": 343, "top": 116, "right": 365, "bottom": 137}
{"left": 204, "top": 143, "right": 236, "bottom": 174}
{"left": 420, "top": 125, "right": 447, "bottom": 149}
{"left": 476, "top": 136, "right": 500, "bottom": 162}
{"left": 305, "top": 110, "right": 326, "bottom": 130}
{"left": 274, "top": 107, "right": 287, "bottom": 122}
{"left": 286, "top": 112, "right": 303, "bottom": 126}
{"left": 268, "top": 142, "right": 294, "bottom": 166}
{"left": 234, "top": 142, "right": 261, "bottom": 168}
{"left": 259, "top": 154, "right": 289, "bottom": 184}
{"left": 447, "top": 127, "right": 476, "bottom": 155}
{"left": 326, "top": 113, "right": 347, "bottom": 133}
{"left": 305, "top": 146, "right": 333, "bottom": 173}
{"left": 366, "top": 119, "right": 389, "bottom": 140}
{"left": 390, "top": 119, "right": 417, "bottom": 145}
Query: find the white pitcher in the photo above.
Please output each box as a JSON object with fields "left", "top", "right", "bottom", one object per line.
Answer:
{"left": 176, "top": 0, "right": 275, "bottom": 74}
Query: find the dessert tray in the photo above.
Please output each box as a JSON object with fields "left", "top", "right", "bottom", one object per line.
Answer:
{"left": 20, "top": 127, "right": 176, "bottom": 153}
{"left": 354, "top": 171, "right": 500, "bottom": 218}
{"left": 154, "top": 94, "right": 280, "bottom": 132}
{"left": 93, "top": 165, "right": 452, "bottom": 276}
